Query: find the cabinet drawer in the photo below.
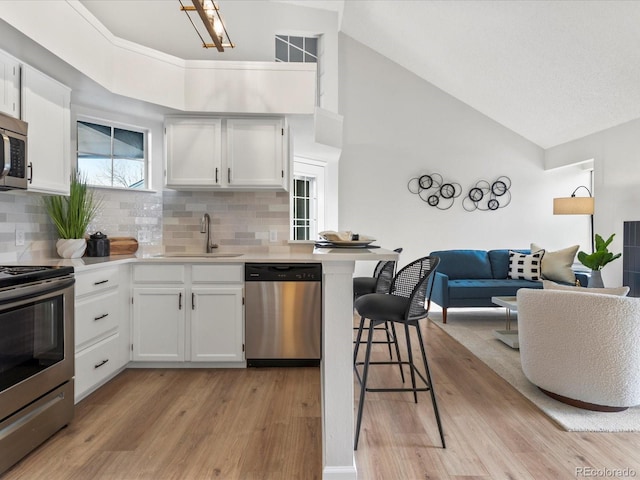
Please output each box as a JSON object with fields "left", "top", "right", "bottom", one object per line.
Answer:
{"left": 75, "top": 290, "right": 119, "bottom": 348}
{"left": 75, "top": 267, "right": 119, "bottom": 297}
{"left": 75, "top": 333, "right": 120, "bottom": 400}
{"left": 191, "top": 264, "right": 243, "bottom": 283}
{"left": 133, "top": 264, "right": 185, "bottom": 283}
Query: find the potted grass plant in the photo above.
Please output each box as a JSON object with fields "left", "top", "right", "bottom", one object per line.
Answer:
{"left": 43, "top": 169, "right": 102, "bottom": 258}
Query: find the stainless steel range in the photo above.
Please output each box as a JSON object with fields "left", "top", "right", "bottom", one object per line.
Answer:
{"left": 0, "top": 265, "right": 75, "bottom": 475}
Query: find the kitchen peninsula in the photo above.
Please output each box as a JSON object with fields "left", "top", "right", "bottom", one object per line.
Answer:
{"left": 42, "top": 246, "right": 399, "bottom": 480}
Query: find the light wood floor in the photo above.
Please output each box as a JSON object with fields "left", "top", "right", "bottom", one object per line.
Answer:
{"left": 5, "top": 319, "right": 640, "bottom": 480}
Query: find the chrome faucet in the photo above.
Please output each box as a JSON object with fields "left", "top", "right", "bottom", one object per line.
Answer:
{"left": 200, "top": 213, "right": 218, "bottom": 252}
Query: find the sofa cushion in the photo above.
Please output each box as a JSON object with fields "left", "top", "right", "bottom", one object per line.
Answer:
{"left": 508, "top": 250, "right": 544, "bottom": 281}
{"left": 531, "top": 243, "right": 579, "bottom": 284}
{"left": 448, "top": 279, "right": 542, "bottom": 299}
{"left": 430, "top": 250, "right": 492, "bottom": 280}
{"left": 488, "top": 249, "right": 530, "bottom": 279}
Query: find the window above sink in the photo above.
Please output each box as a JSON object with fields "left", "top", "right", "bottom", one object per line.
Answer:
{"left": 77, "top": 118, "right": 149, "bottom": 191}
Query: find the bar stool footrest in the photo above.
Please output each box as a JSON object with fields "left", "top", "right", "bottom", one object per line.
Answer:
{"left": 354, "top": 360, "right": 429, "bottom": 387}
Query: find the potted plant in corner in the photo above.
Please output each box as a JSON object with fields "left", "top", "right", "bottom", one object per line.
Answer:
{"left": 577, "top": 233, "right": 622, "bottom": 288}
{"left": 43, "top": 170, "right": 101, "bottom": 258}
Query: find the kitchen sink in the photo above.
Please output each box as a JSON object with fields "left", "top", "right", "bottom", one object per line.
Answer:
{"left": 154, "top": 253, "right": 244, "bottom": 258}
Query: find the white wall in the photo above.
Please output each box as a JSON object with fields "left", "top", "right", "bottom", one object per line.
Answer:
{"left": 338, "top": 34, "right": 592, "bottom": 275}
{"left": 546, "top": 118, "right": 640, "bottom": 287}
{"left": 288, "top": 114, "right": 340, "bottom": 232}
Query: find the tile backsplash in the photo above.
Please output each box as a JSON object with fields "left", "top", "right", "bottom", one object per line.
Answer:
{"left": 0, "top": 192, "right": 53, "bottom": 260}
{"left": 0, "top": 188, "right": 291, "bottom": 259}
{"left": 163, "top": 190, "right": 290, "bottom": 253}
{"left": 89, "top": 189, "right": 163, "bottom": 246}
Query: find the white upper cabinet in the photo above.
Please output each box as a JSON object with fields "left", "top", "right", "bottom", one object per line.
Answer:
{"left": 226, "top": 118, "right": 286, "bottom": 188}
{"left": 0, "top": 50, "right": 19, "bottom": 118}
{"left": 165, "top": 117, "right": 222, "bottom": 188}
{"left": 165, "top": 116, "right": 289, "bottom": 191}
{"left": 22, "top": 65, "right": 71, "bottom": 195}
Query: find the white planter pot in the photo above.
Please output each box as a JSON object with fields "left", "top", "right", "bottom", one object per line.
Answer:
{"left": 56, "top": 238, "right": 87, "bottom": 258}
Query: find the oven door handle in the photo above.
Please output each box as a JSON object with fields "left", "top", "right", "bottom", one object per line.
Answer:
{"left": 0, "top": 133, "right": 10, "bottom": 178}
{"left": 0, "top": 276, "right": 75, "bottom": 306}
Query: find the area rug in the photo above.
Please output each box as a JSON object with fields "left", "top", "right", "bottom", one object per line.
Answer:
{"left": 429, "top": 308, "right": 640, "bottom": 432}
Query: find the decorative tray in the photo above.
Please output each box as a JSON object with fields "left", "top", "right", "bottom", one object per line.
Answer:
{"left": 315, "top": 241, "right": 379, "bottom": 249}
{"left": 318, "top": 231, "right": 376, "bottom": 247}
{"left": 326, "top": 239, "right": 376, "bottom": 246}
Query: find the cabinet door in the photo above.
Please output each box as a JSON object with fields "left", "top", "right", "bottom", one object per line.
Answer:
{"left": 0, "top": 50, "right": 19, "bottom": 117}
{"left": 190, "top": 286, "right": 244, "bottom": 362}
{"left": 165, "top": 118, "right": 222, "bottom": 187}
{"left": 22, "top": 65, "right": 71, "bottom": 194}
{"left": 226, "top": 118, "right": 285, "bottom": 188}
{"left": 132, "top": 287, "right": 186, "bottom": 361}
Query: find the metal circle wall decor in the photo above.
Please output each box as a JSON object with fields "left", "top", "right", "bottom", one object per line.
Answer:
{"left": 462, "top": 176, "right": 512, "bottom": 212}
{"left": 407, "top": 173, "right": 462, "bottom": 210}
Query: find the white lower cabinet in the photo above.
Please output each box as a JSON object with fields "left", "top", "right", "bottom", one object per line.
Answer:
{"left": 132, "top": 287, "right": 186, "bottom": 361}
{"left": 74, "top": 265, "right": 130, "bottom": 402}
{"left": 190, "top": 286, "right": 244, "bottom": 362}
{"left": 132, "top": 263, "right": 244, "bottom": 364}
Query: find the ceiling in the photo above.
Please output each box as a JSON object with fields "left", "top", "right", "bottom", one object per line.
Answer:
{"left": 79, "top": 0, "right": 640, "bottom": 149}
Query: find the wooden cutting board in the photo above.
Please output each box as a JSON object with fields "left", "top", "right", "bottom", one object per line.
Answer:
{"left": 109, "top": 237, "right": 139, "bottom": 255}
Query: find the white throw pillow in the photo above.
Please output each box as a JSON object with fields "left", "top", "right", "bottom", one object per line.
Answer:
{"left": 531, "top": 243, "right": 579, "bottom": 284}
{"left": 508, "top": 250, "right": 544, "bottom": 281}
{"left": 543, "top": 279, "right": 630, "bottom": 296}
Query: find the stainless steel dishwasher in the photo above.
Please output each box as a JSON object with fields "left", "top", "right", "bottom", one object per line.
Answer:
{"left": 245, "top": 263, "right": 322, "bottom": 367}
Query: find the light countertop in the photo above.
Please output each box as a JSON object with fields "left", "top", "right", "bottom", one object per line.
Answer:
{"left": 11, "top": 247, "right": 399, "bottom": 272}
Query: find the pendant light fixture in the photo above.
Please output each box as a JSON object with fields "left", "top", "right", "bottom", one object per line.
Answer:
{"left": 179, "top": 0, "right": 234, "bottom": 52}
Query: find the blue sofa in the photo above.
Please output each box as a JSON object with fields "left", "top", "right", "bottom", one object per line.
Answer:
{"left": 429, "top": 249, "right": 587, "bottom": 323}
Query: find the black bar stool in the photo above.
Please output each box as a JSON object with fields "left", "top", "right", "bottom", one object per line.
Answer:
{"left": 353, "top": 248, "right": 403, "bottom": 380}
{"left": 353, "top": 255, "right": 445, "bottom": 450}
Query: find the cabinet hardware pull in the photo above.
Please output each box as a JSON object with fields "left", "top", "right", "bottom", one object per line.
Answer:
{"left": 94, "top": 359, "right": 109, "bottom": 369}
{"left": 215, "top": 167, "right": 218, "bottom": 183}
{"left": 179, "top": 292, "right": 182, "bottom": 310}
{"left": 94, "top": 313, "right": 109, "bottom": 321}
{"left": 94, "top": 279, "right": 109, "bottom": 285}
{"left": 27, "top": 162, "right": 33, "bottom": 183}
{"left": 228, "top": 167, "right": 231, "bottom": 183}
{"left": 192, "top": 292, "right": 195, "bottom": 310}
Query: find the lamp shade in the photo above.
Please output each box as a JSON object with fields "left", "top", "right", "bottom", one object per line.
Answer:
{"left": 553, "top": 196, "right": 594, "bottom": 215}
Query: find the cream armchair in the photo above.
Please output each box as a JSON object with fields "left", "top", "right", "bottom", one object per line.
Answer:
{"left": 516, "top": 288, "right": 640, "bottom": 411}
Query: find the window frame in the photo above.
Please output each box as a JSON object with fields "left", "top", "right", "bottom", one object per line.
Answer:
{"left": 291, "top": 174, "right": 316, "bottom": 241}
{"left": 291, "top": 158, "right": 326, "bottom": 241}
{"left": 76, "top": 115, "right": 151, "bottom": 191}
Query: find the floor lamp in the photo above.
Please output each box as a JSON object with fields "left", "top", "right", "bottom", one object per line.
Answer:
{"left": 553, "top": 186, "right": 595, "bottom": 252}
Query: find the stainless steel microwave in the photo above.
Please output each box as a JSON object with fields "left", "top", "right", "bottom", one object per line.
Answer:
{"left": 0, "top": 112, "right": 28, "bottom": 190}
